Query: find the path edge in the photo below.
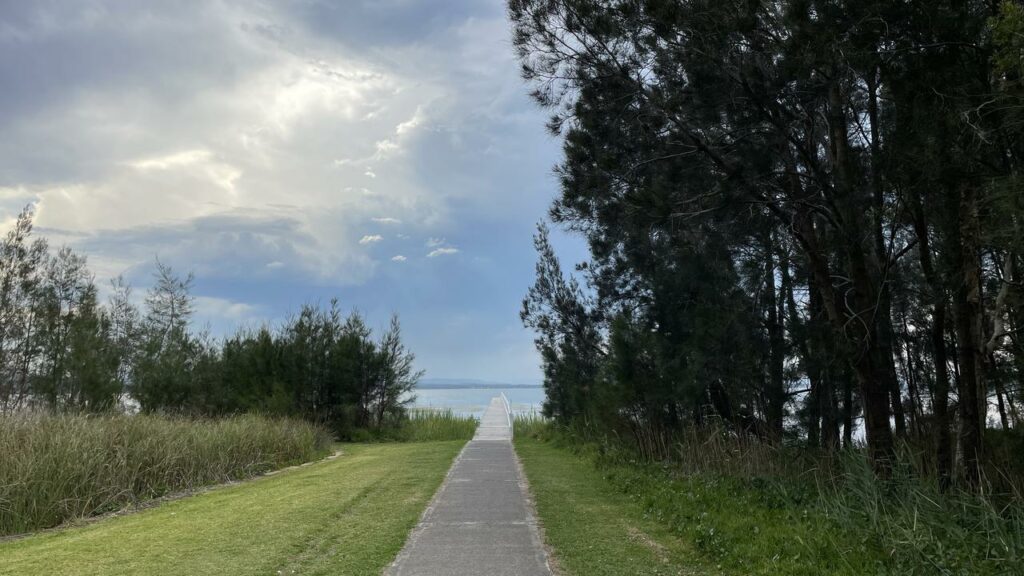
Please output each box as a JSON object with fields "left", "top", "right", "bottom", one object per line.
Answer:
{"left": 383, "top": 440, "right": 472, "bottom": 575}
{"left": 511, "top": 438, "right": 559, "bottom": 575}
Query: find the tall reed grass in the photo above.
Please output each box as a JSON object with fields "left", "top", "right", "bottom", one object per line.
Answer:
{"left": 403, "top": 408, "right": 478, "bottom": 441}
{"left": 0, "top": 412, "right": 332, "bottom": 537}
{"left": 364, "top": 409, "right": 478, "bottom": 442}
{"left": 820, "top": 449, "right": 1024, "bottom": 574}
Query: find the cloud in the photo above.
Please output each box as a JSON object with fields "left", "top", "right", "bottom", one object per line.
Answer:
{"left": 0, "top": 1, "right": 451, "bottom": 286}
{"left": 0, "top": 0, "right": 557, "bottom": 381}
{"left": 372, "top": 107, "right": 426, "bottom": 159}
{"left": 396, "top": 107, "right": 425, "bottom": 136}
{"left": 194, "top": 296, "right": 260, "bottom": 322}
{"left": 375, "top": 139, "right": 399, "bottom": 155}
{"left": 34, "top": 207, "right": 377, "bottom": 286}
{"left": 427, "top": 247, "right": 459, "bottom": 258}
{"left": 128, "top": 149, "right": 213, "bottom": 170}
{"left": 391, "top": 255, "right": 407, "bottom": 262}
{"left": 359, "top": 234, "right": 383, "bottom": 244}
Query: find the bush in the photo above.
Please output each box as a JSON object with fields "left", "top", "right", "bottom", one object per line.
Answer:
{"left": 0, "top": 412, "right": 331, "bottom": 536}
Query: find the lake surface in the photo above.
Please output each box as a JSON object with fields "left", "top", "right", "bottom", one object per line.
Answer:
{"left": 409, "top": 386, "right": 545, "bottom": 419}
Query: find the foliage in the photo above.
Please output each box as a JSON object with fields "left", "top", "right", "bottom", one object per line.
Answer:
{"left": 213, "top": 305, "right": 422, "bottom": 438}
{"left": 511, "top": 0, "right": 1024, "bottom": 484}
{"left": 0, "top": 412, "right": 331, "bottom": 536}
{"left": 521, "top": 223, "right": 603, "bottom": 420}
{"left": 0, "top": 209, "right": 423, "bottom": 440}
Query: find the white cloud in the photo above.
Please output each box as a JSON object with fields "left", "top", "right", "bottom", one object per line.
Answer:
{"left": 427, "top": 247, "right": 458, "bottom": 258}
{"left": 126, "top": 148, "right": 241, "bottom": 194}
{"left": 359, "top": 234, "right": 383, "bottom": 244}
{"left": 0, "top": 0, "right": 556, "bottom": 382}
{"left": 128, "top": 149, "right": 213, "bottom": 170}
{"left": 375, "top": 139, "right": 399, "bottom": 155}
{"left": 396, "top": 107, "right": 425, "bottom": 136}
{"left": 391, "top": 255, "right": 407, "bottom": 262}
{"left": 0, "top": 1, "right": 454, "bottom": 286}
{"left": 194, "top": 296, "right": 260, "bottom": 322}
{"left": 340, "top": 107, "right": 427, "bottom": 165}
{"left": 60, "top": 208, "right": 377, "bottom": 286}
{"left": 0, "top": 0, "right": 550, "bottom": 326}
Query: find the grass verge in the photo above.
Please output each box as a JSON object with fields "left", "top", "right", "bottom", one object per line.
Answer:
{"left": 515, "top": 431, "right": 885, "bottom": 576}
{"left": 0, "top": 412, "right": 331, "bottom": 537}
{"left": 0, "top": 441, "right": 464, "bottom": 575}
{"left": 518, "top": 416, "right": 1024, "bottom": 574}
{"left": 515, "top": 434, "right": 708, "bottom": 575}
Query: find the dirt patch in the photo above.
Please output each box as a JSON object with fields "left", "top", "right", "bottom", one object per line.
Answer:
{"left": 626, "top": 525, "right": 671, "bottom": 564}
{"left": 624, "top": 524, "right": 711, "bottom": 576}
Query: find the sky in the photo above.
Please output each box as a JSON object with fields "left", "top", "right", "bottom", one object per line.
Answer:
{"left": 0, "top": 0, "right": 588, "bottom": 384}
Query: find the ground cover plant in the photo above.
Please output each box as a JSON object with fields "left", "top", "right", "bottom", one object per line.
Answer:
{"left": 0, "top": 441, "right": 464, "bottom": 575}
{"left": 516, "top": 417, "right": 1024, "bottom": 575}
{"left": 514, "top": 431, "right": 711, "bottom": 575}
{"left": 0, "top": 412, "right": 331, "bottom": 537}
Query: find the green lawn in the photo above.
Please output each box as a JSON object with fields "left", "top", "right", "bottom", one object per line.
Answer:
{"left": 0, "top": 441, "right": 465, "bottom": 576}
{"left": 515, "top": 437, "right": 711, "bottom": 576}
{"left": 516, "top": 436, "right": 883, "bottom": 576}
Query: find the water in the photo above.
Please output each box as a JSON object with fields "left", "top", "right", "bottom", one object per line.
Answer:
{"left": 409, "top": 386, "right": 545, "bottom": 420}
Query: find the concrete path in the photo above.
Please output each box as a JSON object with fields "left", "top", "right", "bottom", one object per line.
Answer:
{"left": 387, "top": 396, "right": 551, "bottom": 576}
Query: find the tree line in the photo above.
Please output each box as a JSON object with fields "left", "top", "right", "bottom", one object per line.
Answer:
{"left": 514, "top": 0, "right": 1024, "bottom": 485}
{"left": 0, "top": 208, "right": 419, "bottom": 436}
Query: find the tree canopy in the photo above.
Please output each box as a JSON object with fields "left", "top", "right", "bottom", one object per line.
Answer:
{"left": 514, "top": 0, "right": 1024, "bottom": 484}
{"left": 0, "top": 208, "right": 421, "bottom": 438}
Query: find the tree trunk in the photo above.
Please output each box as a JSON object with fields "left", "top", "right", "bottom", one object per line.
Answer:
{"left": 787, "top": 258, "right": 822, "bottom": 448}
{"left": 953, "top": 183, "right": 986, "bottom": 486}
{"left": 994, "top": 371, "right": 1010, "bottom": 431}
{"left": 825, "top": 81, "right": 895, "bottom": 470}
{"left": 866, "top": 70, "right": 907, "bottom": 440}
{"left": 908, "top": 185, "right": 954, "bottom": 488}
{"left": 842, "top": 369, "right": 854, "bottom": 449}
{"left": 791, "top": 205, "right": 894, "bottom": 463}
{"left": 765, "top": 232, "right": 786, "bottom": 441}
